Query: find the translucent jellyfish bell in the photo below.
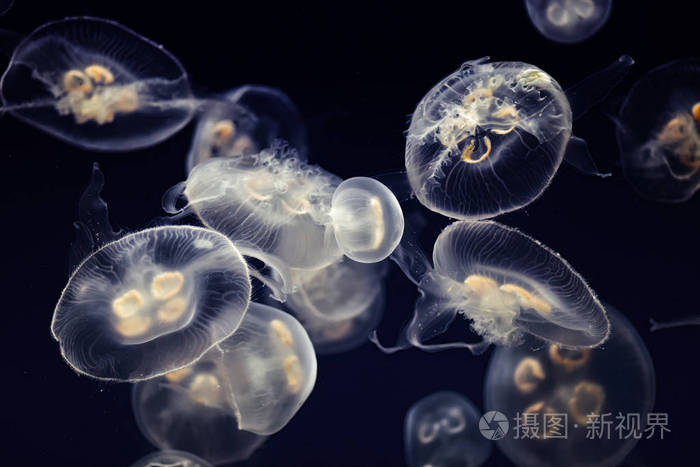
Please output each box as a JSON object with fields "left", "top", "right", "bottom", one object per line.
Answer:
{"left": 282, "top": 257, "right": 387, "bottom": 354}
{"left": 405, "top": 56, "right": 633, "bottom": 220}
{"left": 484, "top": 305, "right": 655, "bottom": 467}
{"left": 405, "top": 391, "right": 491, "bottom": 467}
{"left": 186, "top": 85, "right": 308, "bottom": 173}
{"left": 51, "top": 225, "right": 252, "bottom": 381}
{"left": 330, "top": 177, "right": 404, "bottom": 263}
{"left": 0, "top": 17, "right": 195, "bottom": 151}
{"left": 373, "top": 220, "right": 609, "bottom": 354}
{"left": 130, "top": 450, "right": 213, "bottom": 467}
{"left": 168, "top": 146, "right": 343, "bottom": 271}
{"left": 133, "top": 302, "right": 316, "bottom": 445}
{"left": 525, "top": 0, "right": 612, "bottom": 44}
{"left": 617, "top": 60, "right": 700, "bottom": 202}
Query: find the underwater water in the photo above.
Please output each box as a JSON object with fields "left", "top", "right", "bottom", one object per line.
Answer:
{"left": 2, "top": 1, "right": 699, "bottom": 466}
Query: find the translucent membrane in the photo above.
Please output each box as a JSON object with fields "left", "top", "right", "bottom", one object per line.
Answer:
{"left": 525, "top": 0, "right": 612, "bottom": 44}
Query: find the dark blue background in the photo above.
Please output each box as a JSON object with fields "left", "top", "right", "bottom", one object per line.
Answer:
{"left": 1, "top": 1, "right": 697, "bottom": 465}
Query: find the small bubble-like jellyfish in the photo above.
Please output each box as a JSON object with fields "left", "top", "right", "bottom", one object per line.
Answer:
{"left": 51, "top": 225, "right": 251, "bottom": 381}
{"left": 525, "top": 0, "right": 612, "bottom": 44}
{"left": 133, "top": 302, "right": 316, "bottom": 460}
{"left": 281, "top": 257, "right": 387, "bottom": 354}
{"left": 0, "top": 17, "right": 195, "bottom": 151}
{"left": 405, "top": 55, "right": 632, "bottom": 220}
{"left": 130, "top": 450, "right": 212, "bottom": 467}
{"left": 617, "top": 60, "right": 700, "bottom": 202}
{"left": 330, "top": 176, "right": 404, "bottom": 263}
{"left": 186, "top": 85, "right": 308, "bottom": 173}
{"left": 484, "top": 305, "right": 655, "bottom": 467}
{"left": 405, "top": 391, "right": 491, "bottom": 467}
{"left": 372, "top": 220, "right": 609, "bottom": 354}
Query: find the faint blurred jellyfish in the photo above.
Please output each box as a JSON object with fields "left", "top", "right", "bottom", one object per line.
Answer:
{"left": 134, "top": 303, "right": 316, "bottom": 457}
{"left": 525, "top": 0, "right": 612, "bottom": 44}
{"left": 372, "top": 221, "right": 610, "bottom": 354}
{"left": 0, "top": 0, "right": 14, "bottom": 16}
{"left": 51, "top": 225, "right": 251, "bottom": 381}
{"left": 405, "top": 391, "right": 491, "bottom": 467}
{"left": 405, "top": 55, "right": 633, "bottom": 220}
{"left": 281, "top": 257, "right": 387, "bottom": 354}
{"left": 131, "top": 450, "right": 213, "bottom": 467}
{"left": 0, "top": 17, "right": 195, "bottom": 151}
{"left": 617, "top": 60, "right": 700, "bottom": 202}
{"left": 484, "top": 305, "right": 655, "bottom": 467}
{"left": 186, "top": 85, "right": 308, "bottom": 173}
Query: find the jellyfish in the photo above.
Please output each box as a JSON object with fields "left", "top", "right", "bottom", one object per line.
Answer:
{"left": 280, "top": 257, "right": 387, "bottom": 354}
{"left": 650, "top": 315, "right": 700, "bottom": 331}
{"left": 166, "top": 148, "right": 403, "bottom": 294}
{"left": 405, "top": 55, "right": 633, "bottom": 220}
{"left": 130, "top": 450, "right": 213, "bottom": 467}
{"left": 525, "top": 0, "right": 612, "bottom": 44}
{"left": 134, "top": 303, "right": 315, "bottom": 450}
{"left": 0, "top": 17, "right": 195, "bottom": 151}
{"left": 51, "top": 225, "right": 252, "bottom": 381}
{"left": 616, "top": 60, "right": 700, "bottom": 202}
{"left": 372, "top": 220, "right": 610, "bottom": 354}
{"left": 405, "top": 391, "right": 491, "bottom": 467}
{"left": 185, "top": 85, "right": 308, "bottom": 173}
{"left": 483, "top": 305, "right": 655, "bottom": 467}
{"left": 330, "top": 176, "right": 404, "bottom": 263}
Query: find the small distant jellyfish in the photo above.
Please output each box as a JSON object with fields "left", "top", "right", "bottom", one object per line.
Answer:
{"left": 372, "top": 220, "right": 610, "bottom": 354}
{"left": 617, "top": 60, "right": 700, "bottom": 202}
{"left": 281, "top": 257, "right": 387, "bottom": 354}
{"left": 330, "top": 177, "right": 404, "bottom": 263}
{"left": 484, "top": 305, "right": 655, "bottom": 467}
{"left": 186, "top": 85, "right": 308, "bottom": 173}
{"left": 405, "top": 391, "right": 491, "bottom": 467}
{"left": 0, "top": 17, "right": 195, "bottom": 151}
{"left": 130, "top": 450, "right": 213, "bottom": 467}
{"left": 51, "top": 225, "right": 252, "bottom": 381}
{"left": 525, "top": 0, "right": 612, "bottom": 44}
{"left": 133, "top": 302, "right": 316, "bottom": 461}
{"left": 406, "top": 56, "right": 632, "bottom": 220}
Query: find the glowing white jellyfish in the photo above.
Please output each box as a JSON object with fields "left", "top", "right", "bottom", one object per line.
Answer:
{"left": 51, "top": 225, "right": 251, "bottom": 381}
{"left": 525, "top": 0, "right": 612, "bottom": 44}
{"left": 281, "top": 257, "right": 387, "bottom": 354}
{"left": 166, "top": 148, "right": 403, "bottom": 285}
{"left": 185, "top": 85, "right": 308, "bottom": 173}
{"left": 484, "top": 305, "right": 655, "bottom": 467}
{"left": 372, "top": 220, "right": 610, "bottom": 354}
{"left": 617, "top": 60, "right": 700, "bottom": 202}
{"left": 405, "top": 55, "right": 633, "bottom": 220}
{"left": 405, "top": 391, "right": 491, "bottom": 467}
{"left": 130, "top": 450, "right": 213, "bottom": 467}
{"left": 0, "top": 17, "right": 195, "bottom": 151}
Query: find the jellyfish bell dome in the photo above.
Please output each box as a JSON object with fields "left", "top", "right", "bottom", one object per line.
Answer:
{"left": 525, "top": 0, "right": 613, "bottom": 44}
{"left": 0, "top": 16, "right": 195, "bottom": 151}
{"left": 617, "top": 59, "right": 700, "bottom": 202}
{"left": 405, "top": 391, "right": 492, "bottom": 467}
{"left": 483, "top": 305, "right": 655, "bottom": 467}
{"left": 130, "top": 450, "right": 213, "bottom": 467}
{"left": 51, "top": 225, "right": 252, "bottom": 381}
{"left": 330, "top": 176, "right": 404, "bottom": 263}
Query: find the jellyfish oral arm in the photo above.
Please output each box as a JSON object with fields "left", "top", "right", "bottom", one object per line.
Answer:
{"left": 563, "top": 135, "right": 611, "bottom": 177}
{"left": 650, "top": 316, "right": 700, "bottom": 331}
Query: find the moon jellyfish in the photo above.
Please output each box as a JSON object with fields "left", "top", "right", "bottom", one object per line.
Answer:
{"left": 0, "top": 17, "right": 195, "bottom": 151}
{"left": 134, "top": 302, "right": 316, "bottom": 458}
{"left": 131, "top": 450, "right": 213, "bottom": 467}
{"left": 484, "top": 305, "right": 655, "bottom": 467}
{"left": 282, "top": 257, "right": 387, "bottom": 354}
{"left": 405, "top": 391, "right": 491, "bottom": 467}
{"left": 330, "top": 177, "right": 404, "bottom": 263}
{"left": 525, "top": 0, "right": 612, "bottom": 44}
{"left": 186, "top": 85, "right": 308, "bottom": 173}
{"left": 372, "top": 221, "right": 609, "bottom": 354}
{"left": 405, "top": 55, "right": 633, "bottom": 220}
{"left": 617, "top": 60, "right": 700, "bottom": 202}
{"left": 51, "top": 225, "right": 251, "bottom": 381}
